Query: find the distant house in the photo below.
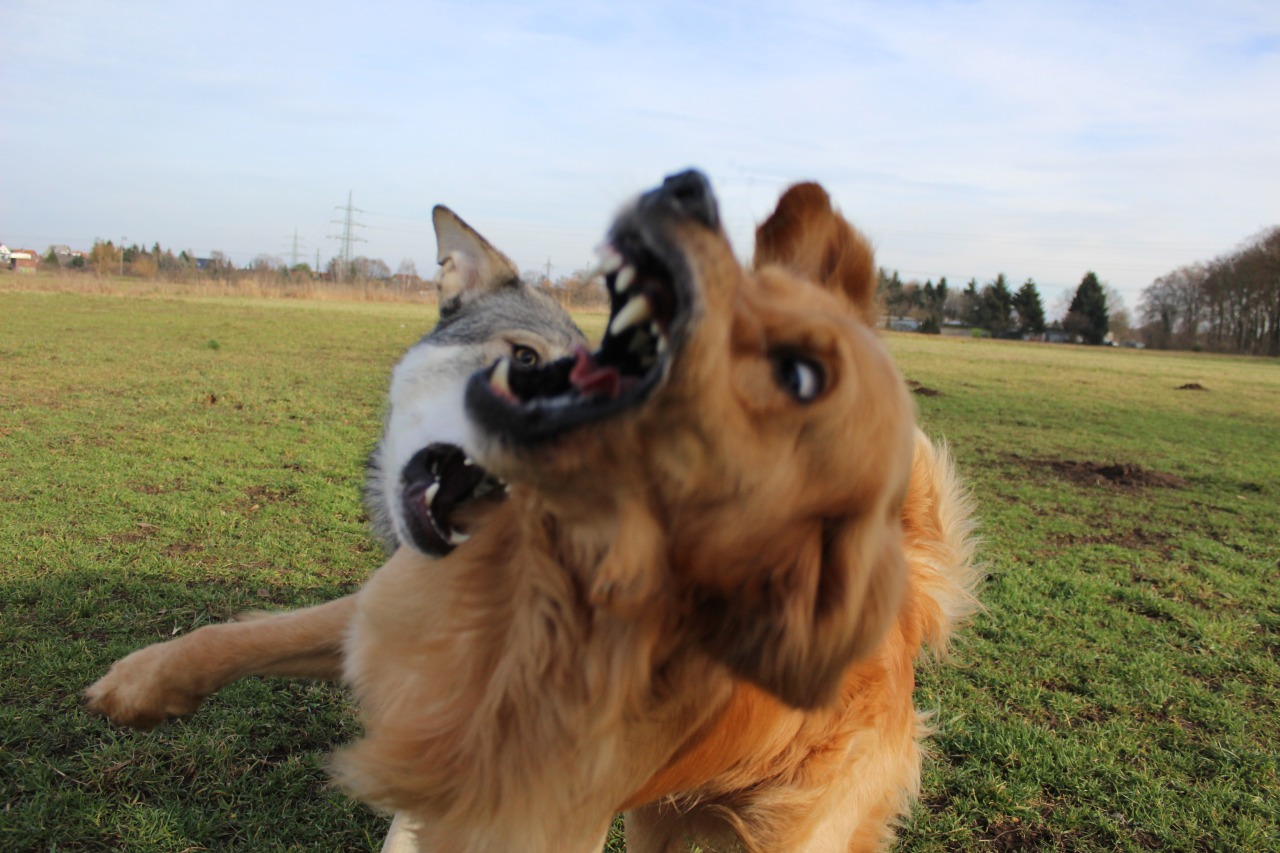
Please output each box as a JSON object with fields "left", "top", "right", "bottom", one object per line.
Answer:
{"left": 49, "top": 245, "right": 84, "bottom": 266}
{"left": 1043, "top": 327, "right": 1074, "bottom": 344}
{"left": 887, "top": 317, "right": 920, "bottom": 332}
{"left": 0, "top": 244, "right": 10, "bottom": 266}
{"left": 7, "top": 247, "right": 40, "bottom": 273}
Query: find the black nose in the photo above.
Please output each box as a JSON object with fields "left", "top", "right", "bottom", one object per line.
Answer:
{"left": 643, "top": 169, "right": 720, "bottom": 231}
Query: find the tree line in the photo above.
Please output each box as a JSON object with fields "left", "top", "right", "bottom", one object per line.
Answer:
{"left": 878, "top": 269, "right": 1113, "bottom": 344}
{"left": 41, "top": 240, "right": 423, "bottom": 286}
{"left": 1138, "top": 226, "right": 1280, "bottom": 356}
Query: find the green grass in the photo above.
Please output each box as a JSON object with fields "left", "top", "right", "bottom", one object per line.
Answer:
{"left": 2, "top": 291, "right": 1277, "bottom": 851}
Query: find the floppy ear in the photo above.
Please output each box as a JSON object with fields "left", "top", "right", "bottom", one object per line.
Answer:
{"left": 753, "top": 183, "right": 877, "bottom": 326}
{"left": 694, "top": 511, "right": 906, "bottom": 710}
{"left": 433, "top": 205, "right": 521, "bottom": 317}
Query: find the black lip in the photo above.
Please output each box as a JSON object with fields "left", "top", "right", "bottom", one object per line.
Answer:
{"left": 463, "top": 169, "right": 719, "bottom": 449}
{"left": 400, "top": 443, "right": 502, "bottom": 556}
{"left": 464, "top": 228, "right": 695, "bottom": 448}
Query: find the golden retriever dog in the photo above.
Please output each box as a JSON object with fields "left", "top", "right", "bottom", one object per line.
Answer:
{"left": 90, "top": 171, "right": 978, "bottom": 852}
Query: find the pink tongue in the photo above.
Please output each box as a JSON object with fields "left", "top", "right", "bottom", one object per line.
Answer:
{"left": 569, "top": 345, "right": 622, "bottom": 400}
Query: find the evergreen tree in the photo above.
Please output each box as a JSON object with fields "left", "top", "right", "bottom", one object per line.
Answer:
{"left": 1013, "top": 279, "right": 1047, "bottom": 336}
{"left": 961, "top": 278, "right": 982, "bottom": 326}
{"left": 1066, "top": 271, "right": 1109, "bottom": 344}
{"left": 978, "top": 274, "right": 1015, "bottom": 337}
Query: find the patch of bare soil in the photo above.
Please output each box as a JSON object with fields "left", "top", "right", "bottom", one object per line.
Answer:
{"left": 1032, "top": 458, "right": 1187, "bottom": 489}
{"left": 97, "top": 522, "right": 161, "bottom": 545}
{"left": 977, "top": 818, "right": 1057, "bottom": 851}
{"left": 906, "top": 378, "right": 942, "bottom": 396}
{"left": 1176, "top": 382, "right": 1208, "bottom": 391}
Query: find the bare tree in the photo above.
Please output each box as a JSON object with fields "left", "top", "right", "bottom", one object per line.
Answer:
{"left": 1139, "top": 227, "right": 1280, "bottom": 355}
{"left": 1103, "top": 284, "right": 1130, "bottom": 342}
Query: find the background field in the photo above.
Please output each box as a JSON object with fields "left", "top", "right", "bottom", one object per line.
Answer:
{"left": 2, "top": 289, "right": 1276, "bottom": 851}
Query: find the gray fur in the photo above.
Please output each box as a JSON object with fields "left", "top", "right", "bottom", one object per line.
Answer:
{"left": 431, "top": 287, "right": 582, "bottom": 350}
{"left": 363, "top": 284, "right": 584, "bottom": 553}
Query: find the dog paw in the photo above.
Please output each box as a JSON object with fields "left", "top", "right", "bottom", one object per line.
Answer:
{"left": 84, "top": 643, "right": 207, "bottom": 731}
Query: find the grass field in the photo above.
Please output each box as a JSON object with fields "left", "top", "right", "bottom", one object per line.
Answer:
{"left": 2, "top": 288, "right": 1277, "bottom": 851}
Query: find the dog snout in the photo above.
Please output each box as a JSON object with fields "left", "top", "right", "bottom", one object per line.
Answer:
{"left": 644, "top": 169, "right": 720, "bottom": 231}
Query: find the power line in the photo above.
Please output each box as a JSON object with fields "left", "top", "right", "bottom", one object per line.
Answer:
{"left": 282, "top": 227, "right": 306, "bottom": 268}
{"left": 328, "top": 190, "right": 366, "bottom": 280}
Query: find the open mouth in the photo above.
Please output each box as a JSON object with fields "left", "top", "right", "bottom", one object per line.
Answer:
{"left": 400, "top": 443, "right": 505, "bottom": 556}
{"left": 464, "top": 222, "right": 692, "bottom": 445}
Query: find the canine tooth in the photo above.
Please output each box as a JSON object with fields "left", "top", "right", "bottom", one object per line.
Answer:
{"left": 491, "top": 358, "right": 512, "bottom": 397}
{"left": 614, "top": 265, "right": 636, "bottom": 294}
{"left": 462, "top": 457, "right": 473, "bottom": 466}
{"left": 656, "top": 333, "right": 668, "bottom": 355}
{"left": 424, "top": 482, "right": 440, "bottom": 506}
{"left": 448, "top": 530, "right": 471, "bottom": 545}
{"left": 596, "top": 245, "right": 623, "bottom": 274}
{"left": 609, "top": 296, "right": 652, "bottom": 336}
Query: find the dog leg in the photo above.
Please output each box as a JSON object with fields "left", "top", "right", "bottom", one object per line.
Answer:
{"left": 380, "top": 813, "right": 421, "bottom": 853}
{"left": 85, "top": 595, "right": 356, "bottom": 730}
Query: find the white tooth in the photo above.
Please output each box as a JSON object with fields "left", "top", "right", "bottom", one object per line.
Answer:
{"left": 596, "top": 245, "right": 623, "bottom": 274}
{"left": 463, "top": 457, "right": 474, "bottom": 466}
{"left": 609, "top": 296, "right": 652, "bottom": 336}
{"left": 614, "top": 265, "right": 636, "bottom": 294}
{"left": 491, "top": 358, "right": 512, "bottom": 396}
{"left": 424, "top": 482, "right": 440, "bottom": 506}
{"left": 448, "top": 530, "right": 472, "bottom": 545}
{"left": 656, "top": 333, "right": 668, "bottom": 355}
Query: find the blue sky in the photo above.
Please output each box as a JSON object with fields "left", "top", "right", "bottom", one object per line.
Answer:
{"left": 3, "top": 0, "right": 1277, "bottom": 314}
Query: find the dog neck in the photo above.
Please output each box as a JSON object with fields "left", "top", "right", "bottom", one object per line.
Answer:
{"left": 337, "top": 490, "right": 733, "bottom": 850}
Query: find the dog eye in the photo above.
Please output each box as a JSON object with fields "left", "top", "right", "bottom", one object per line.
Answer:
{"left": 773, "top": 355, "right": 825, "bottom": 402}
{"left": 511, "top": 345, "right": 540, "bottom": 368}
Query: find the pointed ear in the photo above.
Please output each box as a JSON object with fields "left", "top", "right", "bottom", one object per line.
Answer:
{"left": 753, "top": 183, "right": 877, "bottom": 325}
{"left": 433, "top": 205, "right": 521, "bottom": 316}
{"left": 694, "top": 512, "right": 906, "bottom": 710}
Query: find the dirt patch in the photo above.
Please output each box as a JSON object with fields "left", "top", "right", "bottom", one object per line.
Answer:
{"left": 1050, "top": 528, "right": 1173, "bottom": 551}
{"left": 906, "top": 378, "right": 942, "bottom": 397}
{"left": 1027, "top": 458, "right": 1187, "bottom": 489}
{"left": 97, "top": 522, "right": 161, "bottom": 545}
{"left": 162, "top": 541, "right": 201, "bottom": 559}
{"left": 977, "top": 818, "right": 1057, "bottom": 851}
{"left": 244, "top": 484, "right": 299, "bottom": 503}
{"left": 1176, "top": 383, "right": 1207, "bottom": 391}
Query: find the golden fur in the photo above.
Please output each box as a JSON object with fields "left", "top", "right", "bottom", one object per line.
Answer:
{"left": 88, "top": 180, "right": 979, "bottom": 852}
{"left": 337, "top": 182, "right": 979, "bottom": 851}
